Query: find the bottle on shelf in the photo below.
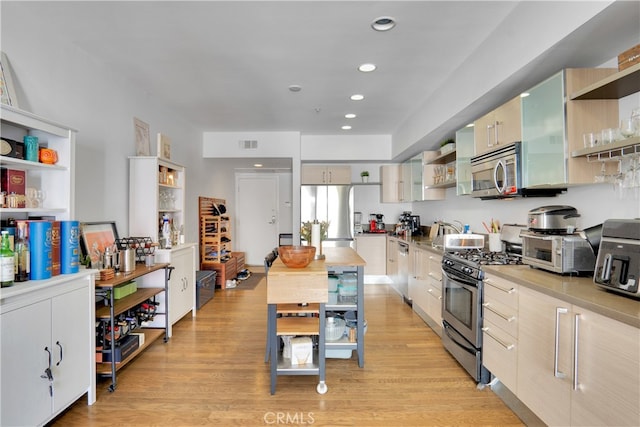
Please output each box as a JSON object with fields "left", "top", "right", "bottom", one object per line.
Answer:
{"left": 14, "top": 221, "right": 30, "bottom": 282}
{"left": 1, "top": 230, "right": 15, "bottom": 287}
{"left": 161, "top": 214, "right": 172, "bottom": 249}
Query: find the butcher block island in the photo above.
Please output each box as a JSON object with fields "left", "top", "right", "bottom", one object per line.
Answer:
{"left": 267, "top": 247, "right": 366, "bottom": 394}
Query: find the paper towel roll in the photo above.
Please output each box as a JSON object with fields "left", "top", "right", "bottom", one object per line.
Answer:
{"left": 311, "top": 223, "right": 321, "bottom": 251}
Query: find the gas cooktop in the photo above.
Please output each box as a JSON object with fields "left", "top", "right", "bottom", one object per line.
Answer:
{"left": 446, "top": 249, "right": 523, "bottom": 266}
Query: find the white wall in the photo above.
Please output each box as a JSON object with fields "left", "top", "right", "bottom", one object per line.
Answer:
{"left": 301, "top": 135, "right": 392, "bottom": 161}
{"left": 410, "top": 184, "right": 640, "bottom": 235}
{"left": 2, "top": 9, "right": 205, "bottom": 243}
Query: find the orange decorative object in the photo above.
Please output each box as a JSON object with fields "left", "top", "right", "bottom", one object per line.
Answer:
{"left": 278, "top": 245, "right": 316, "bottom": 268}
{"left": 39, "top": 148, "right": 58, "bottom": 164}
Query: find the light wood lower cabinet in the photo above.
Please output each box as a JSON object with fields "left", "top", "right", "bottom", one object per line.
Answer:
{"left": 355, "top": 234, "right": 386, "bottom": 275}
{"left": 409, "top": 247, "right": 442, "bottom": 334}
{"left": 517, "top": 286, "right": 640, "bottom": 427}
{"left": 0, "top": 274, "right": 95, "bottom": 427}
{"left": 482, "top": 274, "right": 518, "bottom": 392}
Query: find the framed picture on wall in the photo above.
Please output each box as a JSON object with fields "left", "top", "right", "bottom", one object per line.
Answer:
{"left": 79, "top": 221, "right": 120, "bottom": 264}
{"left": 157, "top": 133, "right": 171, "bottom": 160}
{"left": 134, "top": 117, "right": 150, "bottom": 156}
{"left": 0, "top": 52, "right": 19, "bottom": 108}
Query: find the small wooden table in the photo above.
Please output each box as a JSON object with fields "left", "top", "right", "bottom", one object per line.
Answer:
{"left": 267, "top": 258, "right": 328, "bottom": 394}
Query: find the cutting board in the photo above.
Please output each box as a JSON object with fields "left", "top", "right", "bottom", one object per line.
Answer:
{"left": 428, "top": 223, "right": 439, "bottom": 240}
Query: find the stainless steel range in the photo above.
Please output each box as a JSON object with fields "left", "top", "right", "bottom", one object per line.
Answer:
{"left": 441, "top": 246, "right": 522, "bottom": 385}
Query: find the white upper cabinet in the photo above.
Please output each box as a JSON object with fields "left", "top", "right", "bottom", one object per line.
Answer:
{"left": 0, "top": 105, "right": 75, "bottom": 220}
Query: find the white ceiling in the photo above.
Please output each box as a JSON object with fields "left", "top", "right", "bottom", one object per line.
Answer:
{"left": 3, "top": 1, "right": 640, "bottom": 165}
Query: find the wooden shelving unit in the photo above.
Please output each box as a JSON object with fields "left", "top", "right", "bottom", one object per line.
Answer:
{"left": 199, "top": 196, "right": 237, "bottom": 288}
{"left": 94, "top": 263, "right": 170, "bottom": 391}
{"left": 570, "top": 63, "right": 640, "bottom": 100}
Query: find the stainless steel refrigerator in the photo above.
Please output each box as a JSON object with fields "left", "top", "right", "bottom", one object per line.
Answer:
{"left": 301, "top": 185, "right": 355, "bottom": 248}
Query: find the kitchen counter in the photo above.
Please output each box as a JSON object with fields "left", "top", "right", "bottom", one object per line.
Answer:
{"left": 484, "top": 264, "right": 639, "bottom": 329}
{"left": 383, "top": 234, "right": 639, "bottom": 329}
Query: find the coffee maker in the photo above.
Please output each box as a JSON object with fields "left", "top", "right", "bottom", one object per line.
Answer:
{"left": 369, "top": 213, "right": 386, "bottom": 233}
{"left": 410, "top": 215, "right": 422, "bottom": 235}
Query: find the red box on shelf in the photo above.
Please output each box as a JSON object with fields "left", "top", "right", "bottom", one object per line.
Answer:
{"left": 1, "top": 168, "right": 26, "bottom": 208}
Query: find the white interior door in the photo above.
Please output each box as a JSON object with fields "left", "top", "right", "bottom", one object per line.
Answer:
{"left": 236, "top": 174, "right": 279, "bottom": 266}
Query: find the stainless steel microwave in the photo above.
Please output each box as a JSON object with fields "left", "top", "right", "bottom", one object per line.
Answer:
{"left": 470, "top": 142, "right": 522, "bottom": 199}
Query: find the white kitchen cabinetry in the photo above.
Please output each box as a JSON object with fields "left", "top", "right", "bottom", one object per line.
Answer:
{"left": 481, "top": 274, "right": 518, "bottom": 392}
{"left": 380, "top": 164, "right": 404, "bottom": 202}
{"left": 301, "top": 164, "right": 351, "bottom": 185}
{"left": 0, "top": 104, "right": 75, "bottom": 220}
{"left": 474, "top": 95, "right": 521, "bottom": 156}
{"left": 354, "top": 234, "right": 386, "bottom": 275}
{"left": 129, "top": 156, "right": 185, "bottom": 242}
{"left": 129, "top": 156, "right": 196, "bottom": 337}
{"left": 517, "top": 286, "right": 639, "bottom": 427}
{"left": 138, "top": 244, "right": 197, "bottom": 337}
{"left": 521, "top": 68, "right": 619, "bottom": 187}
{"left": 0, "top": 273, "right": 95, "bottom": 427}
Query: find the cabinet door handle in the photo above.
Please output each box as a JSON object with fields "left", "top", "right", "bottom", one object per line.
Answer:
{"left": 484, "top": 278, "right": 515, "bottom": 294}
{"left": 482, "top": 326, "right": 514, "bottom": 350}
{"left": 56, "top": 341, "right": 63, "bottom": 366}
{"left": 494, "top": 120, "right": 501, "bottom": 145}
{"left": 482, "top": 302, "right": 515, "bottom": 322}
{"left": 322, "top": 170, "right": 327, "bottom": 184}
{"left": 328, "top": 171, "right": 332, "bottom": 183}
{"left": 573, "top": 313, "right": 580, "bottom": 391}
{"left": 554, "top": 307, "right": 568, "bottom": 378}
{"left": 486, "top": 124, "right": 494, "bottom": 147}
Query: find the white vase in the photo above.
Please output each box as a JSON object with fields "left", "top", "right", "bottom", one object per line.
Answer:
{"left": 361, "top": 176, "right": 369, "bottom": 183}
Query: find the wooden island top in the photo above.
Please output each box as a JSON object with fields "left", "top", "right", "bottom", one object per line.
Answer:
{"left": 267, "top": 247, "right": 365, "bottom": 304}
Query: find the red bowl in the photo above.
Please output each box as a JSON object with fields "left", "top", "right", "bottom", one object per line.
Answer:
{"left": 278, "top": 245, "right": 316, "bottom": 268}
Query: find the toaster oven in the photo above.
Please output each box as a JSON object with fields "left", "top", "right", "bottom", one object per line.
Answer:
{"left": 521, "top": 231, "right": 596, "bottom": 275}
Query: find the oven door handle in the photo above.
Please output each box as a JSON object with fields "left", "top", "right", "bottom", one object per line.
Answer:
{"left": 443, "top": 322, "right": 476, "bottom": 356}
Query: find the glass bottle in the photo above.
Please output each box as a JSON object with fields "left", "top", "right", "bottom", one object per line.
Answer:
{"left": 1, "top": 230, "right": 15, "bottom": 287}
{"left": 14, "top": 221, "right": 30, "bottom": 282}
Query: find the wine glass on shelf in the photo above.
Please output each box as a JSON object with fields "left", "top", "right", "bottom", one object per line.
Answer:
{"left": 36, "top": 190, "right": 46, "bottom": 208}
{"left": 595, "top": 162, "right": 607, "bottom": 183}
{"left": 620, "top": 118, "right": 636, "bottom": 139}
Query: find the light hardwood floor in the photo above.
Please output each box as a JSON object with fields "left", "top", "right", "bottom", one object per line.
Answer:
{"left": 52, "top": 277, "right": 524, "bottom": 426}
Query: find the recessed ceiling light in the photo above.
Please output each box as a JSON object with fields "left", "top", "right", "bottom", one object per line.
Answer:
{"left": 350, "top": 94, "right": 364, "bottom": 101}
{"left": 288, "top": 85, "right": 302, "bottom": 92}
{"left": 466, "top": 123, "right": 474, "bottom": 128}
{"left": 345, "top": 113, "right": 357, "bottom": 119}
{"left": 371, "top": 16, "right": 396, "bottom": 32}
{"left": 254, "top": 163, "right": 263, "bottom": 168}
{"left": 358, "top": 63, "right": 376, "bottom": 72}
{"left": 342, "top": 125, "right": 352, "bottom": 130}
{"left": 520, "top": 92, "right": 530, "bottom": 98}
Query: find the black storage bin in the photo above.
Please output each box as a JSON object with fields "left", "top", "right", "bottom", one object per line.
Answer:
{"left": 196, "top": 270, "right": 217, "bottom": 309}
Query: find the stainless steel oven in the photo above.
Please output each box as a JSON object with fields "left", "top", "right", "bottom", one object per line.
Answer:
{"left": 441, "top": 253, "right": 491, "bottom": 384}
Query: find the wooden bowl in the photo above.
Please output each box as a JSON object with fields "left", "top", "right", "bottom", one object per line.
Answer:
{"left": 278, "top": 245, "right": 316, "bottom": 268}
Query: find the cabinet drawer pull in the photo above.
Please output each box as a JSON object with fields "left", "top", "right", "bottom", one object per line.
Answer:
{"left": 554, "top": 307, "right": 568, "bottom": 378}
{"left": 482, "top": 327, "right": 514, "bottom": 350}
{"left": 573, "top": 313, "right": 580, "bottom": 391}
{"left": 484, "top": 279, "right": 515, "bottom": 294}
{"left": 482, "top": 302, "right": 515, "bottom": 322}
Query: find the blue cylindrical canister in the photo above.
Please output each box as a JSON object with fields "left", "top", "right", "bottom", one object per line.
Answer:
{"left": 60, "top": 220, "right": 80, "bottom": 274}
{"left": 29, "top": 221, "right": 52, "bottom": 280}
